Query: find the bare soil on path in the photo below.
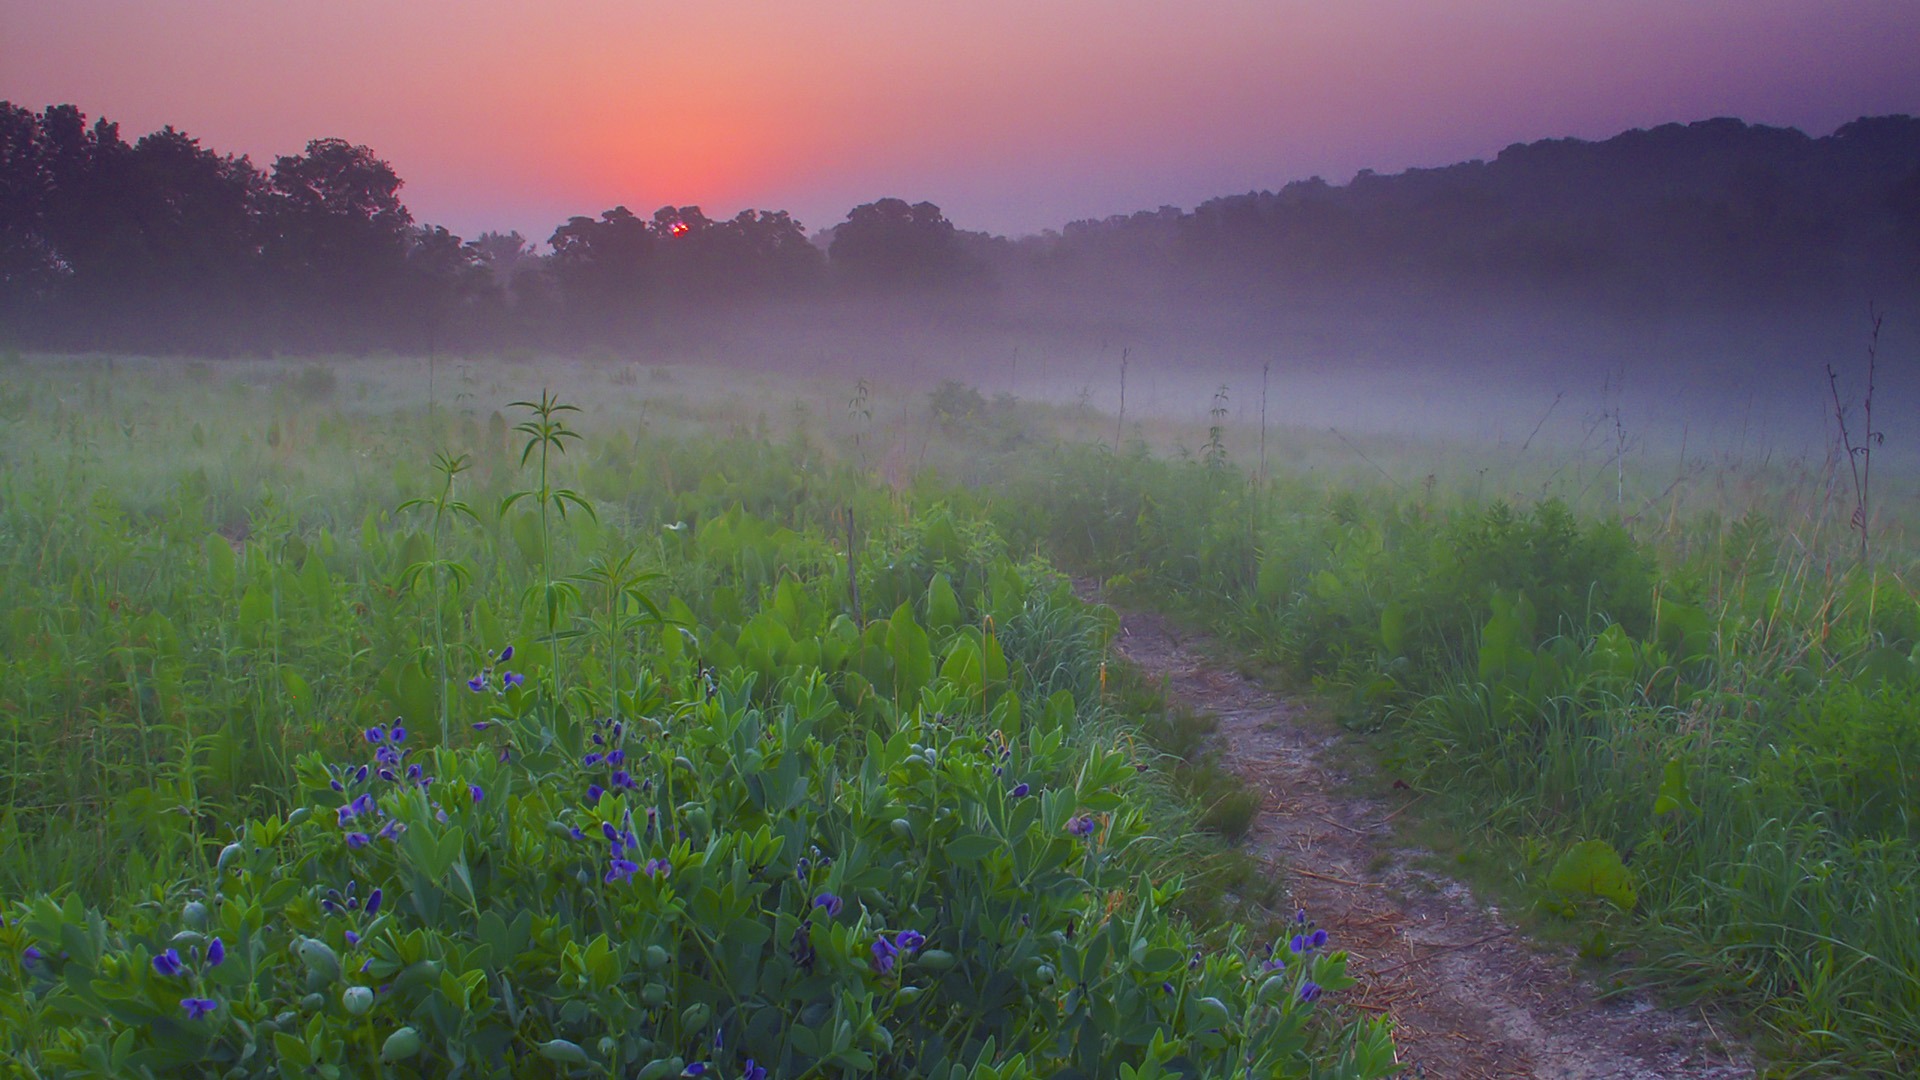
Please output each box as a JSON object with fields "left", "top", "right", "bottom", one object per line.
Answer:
{"left": 1097, "top": 598, "right": 1751, "bottom": 1080}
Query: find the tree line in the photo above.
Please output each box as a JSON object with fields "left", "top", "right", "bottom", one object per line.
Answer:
{"left": 0, "top": 103, "right": 988, "bottom": 353}
{"left": 3, "top": 102, "right": 1916, "bottom": 356}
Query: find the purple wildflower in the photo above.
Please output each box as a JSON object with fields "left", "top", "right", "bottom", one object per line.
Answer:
{"left": 644, "top": 858, "right": 671, "bottom": 878}
{"left": 206, "top": 938, "right": 226, "bottom": 968}
{"left": 606, "top": 857, "right": 640, "bottom": 884}
{"left": 346, "top": 832, "right": 371, "bottom": 849}
{"left": 152, "top": 949, "right": 184, "bottom": 977}
{"left": 502, "top": 671, "right": 525, "bottom": 690}
{"left": 498, "top": 645, "right": 513, "bottom": 663}
{"left": 1067, "top": 815, "right": 1097, "bottom": 837}
{"left": 812, "top": 893, "right": 843, "bottom": 918}
{"left": 870, "top": 936, "right": 899, "bottom": 975}
{"left": 470, "top": 784, "right": 485, "bottom": 803}
{"left": 466, "top": 673, "right": 487, "bottom": 692}
{"left": 1298, "top": 981, "right": 1322, "bottom": 1003}
{"left": 181, "top": 997, "right": 219, "bottom": 1020}
{"left": 1010, "top": 782, "right": 1030, "bottom": 798}
{"left": 366, "top": 888, "right": 382, "bottom": 917}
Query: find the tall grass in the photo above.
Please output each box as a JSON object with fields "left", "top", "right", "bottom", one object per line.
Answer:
{"left": 974, "top": 434, "right": 1920, "bottom": 1075}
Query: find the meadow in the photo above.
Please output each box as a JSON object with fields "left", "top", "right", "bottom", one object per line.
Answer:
{"left": 0, "top": 349, "right": 1916, "bottom": 1076}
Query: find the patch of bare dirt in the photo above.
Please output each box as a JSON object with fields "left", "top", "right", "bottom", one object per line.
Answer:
{"left": 1098, "top": 599, "right": 1750, "bottom": 1080}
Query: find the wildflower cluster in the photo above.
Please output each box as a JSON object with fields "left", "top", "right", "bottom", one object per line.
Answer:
{"left": 465, "top": 644, "right": 524, "bottom": 694}
{"left": 329, "top": 722, "right": 425, "bottom": 848}
{"left": 581, "top": 715, "right": 646, "bottom": 805}
{"left": 151, "top": 922, "right": 226, "bottom": 1022}
{"left": 870, "top": 928, "right": 926, "bottom": 975}
{"left": 1262, "top": 908, "right": 1334, "bottom": 1003}
{"left": 599, "top": 808, "right": 669, "bottom": 885}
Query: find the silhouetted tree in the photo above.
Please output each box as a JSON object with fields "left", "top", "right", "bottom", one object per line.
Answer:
{"left": 264, "top": 137, "right": 413, "bottom": 346}
{"left": 549, "top": 206, "right": 653, "bottom": 336}
{"left": 0, "top": 103, "right": 58, "bottom": 325}
{"left": 829, "top": 198, "right": 976, "bottom": 289}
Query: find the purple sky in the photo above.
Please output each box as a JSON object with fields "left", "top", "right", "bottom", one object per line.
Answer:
{"left": 4, "top": 0, "right": 1917, "bottom": 241}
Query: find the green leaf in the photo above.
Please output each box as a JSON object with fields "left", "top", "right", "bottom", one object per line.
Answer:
{"left": 204, "top": 534, "right": 236, "bottom": 590}
{"left": 889, "top": 604, "right": 932, "bottom": 702}
{"left": 1546, "top": 839, "right": 1636, "bottom": 910}
{"left": 927, "top": 573, "right": 961, "bottom": 633}
{"left": 1653, "top": 756, "right": 1700, "bottom": 817}
{"left": 945, "top": 833, "right": 1000, "bottom": 864}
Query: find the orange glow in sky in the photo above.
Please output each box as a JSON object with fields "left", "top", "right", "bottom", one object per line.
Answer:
{"left": 3, "top": 0, "right": 1916, "bottom": 241}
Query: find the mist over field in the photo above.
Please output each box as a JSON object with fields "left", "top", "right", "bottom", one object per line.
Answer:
{"left": 5, "top": 103, "right": 1916, "bottom": 474}
{"left": 8, "top": 52, "right": 1920, "bottom": 1074}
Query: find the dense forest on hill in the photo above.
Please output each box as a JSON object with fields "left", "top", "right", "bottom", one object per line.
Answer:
{"left": 2, "top": 103, "right": 1916, "bottom": 358}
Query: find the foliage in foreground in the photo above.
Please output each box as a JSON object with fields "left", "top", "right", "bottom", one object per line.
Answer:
{"left": 984, "top": 441, "right": 1920, "bottom": 1075}
{"left": 0, "top": 378, "right": 1394, "bottom": 1078}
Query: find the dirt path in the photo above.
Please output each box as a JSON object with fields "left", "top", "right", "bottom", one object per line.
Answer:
{"left": 1100, "top": 601, "right": 1750, "bottom": 1080}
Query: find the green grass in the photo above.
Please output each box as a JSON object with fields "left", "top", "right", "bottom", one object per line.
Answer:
{"left": 970, "top": 433, "right": 1920, "bottom": 1076}
{"left": 5, "top": 351, "right": 1919, "bottom": 1075}
{"left": 0, "top": 356, "right": 1397, "bottom": 1078}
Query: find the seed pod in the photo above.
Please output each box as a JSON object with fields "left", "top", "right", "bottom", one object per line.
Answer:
{"left": 890, "top": 819, "right": 912, "bottom": 839}
{"left": 680, "top": 1002, "right": 711, "bottom": 1030}
{"left": 916, "top": 950, "right": 956, "bottom": 971}
{"left": 182, "top": 901, "right": 209, "bottom": 931}
{"left": 296, "top": 938, "right": 341, "bottom": 983}
{"left": 341, "top": 986, "right": 374, "bottom": 1016}
{"left": 537, "top": 1040, "right": 590, "bottom": 1065}
{"left": 299, "top": 993, "right": 325, "bottom": 1012}
{"left": 642, "top": 982, "right": 668, "bottom": 1007}
{"left": 381, "top": 1026, "right": 423, "bottom": 1062}
{"left": 286, "top": 807, "right": 311, "bottom": 827}
{"left": 644, "top": 945, "right": 670, "bottom": 969}
{"left": 217, "top": 843, "right": 244, "bottom": 873}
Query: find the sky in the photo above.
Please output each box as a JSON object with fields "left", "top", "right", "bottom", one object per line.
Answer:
{"left": 4, "top": 0, "right": 1918, "bottom": 243}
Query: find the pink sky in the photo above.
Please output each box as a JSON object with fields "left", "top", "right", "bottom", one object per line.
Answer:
{"left": 4, "top": 0, "right": 1917, "bottom": 241}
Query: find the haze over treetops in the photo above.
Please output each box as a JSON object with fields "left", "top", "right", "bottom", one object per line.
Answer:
{"left": 4, "top": 0, "right": 1918, "bottom": 239}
